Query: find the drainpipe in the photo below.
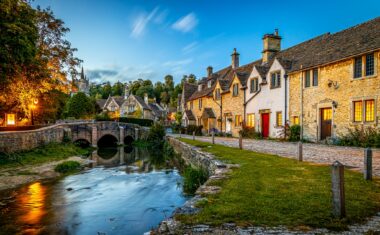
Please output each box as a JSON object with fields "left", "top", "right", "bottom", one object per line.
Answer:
{"left": 243, "top": 87, "right": 247, "bottom": 125}
{"left": 220, "top": 95, "right": 223, "bottom": 132}
{"left": 284, "top": 73, "right": 288, "bottom": 126}
{"left": 300, "top": 65, "right": 304, "bottom": 141}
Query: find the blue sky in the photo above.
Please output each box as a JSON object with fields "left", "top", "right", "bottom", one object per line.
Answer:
{"left": 33, "top": 0, "right": 380, "bottom": 84}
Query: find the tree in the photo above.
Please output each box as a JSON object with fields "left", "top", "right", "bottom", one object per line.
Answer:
{"left": 101, "top": 82, "right": 112, "bottom": 98}
{"left": 164, "top": 75, "right": 174, "bottom": 91}
{"left": 175, "top": 111, "right": 183, "bottom": 125}
{"left": 112, "top": 81, "right": 124, "bottom": 96}
{"left": 64, "top": 92, "right": 94, "bottom": 119}
{"left": 154, "top": 81, "right": 164, "bottom": 103}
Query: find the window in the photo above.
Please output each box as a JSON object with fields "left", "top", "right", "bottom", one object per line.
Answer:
{"left": 354, "top": 56, "right": 362, "bottom": 78}
{"left": 250, "top": 78, "right": 259, "bottom": 93}
{"left": 215, "top": 88, "right": 221, "bottom": 100}
{"left": 304, "top": 70, "right": 310, "bottom": 88}
{"left": 197, "top": 117, "right": 202, "bottom": 126}
{"left": 233, "top": 83, "right": 239, "bottom": 96}
{"left": 198, "top": 84, "right": 202, "bottom": 91}
{"left": 293, "top": 116, "right": 299, "bottom": 125}
{"left": 366, "top": 53, "right": 375, "bottom": 76}
{"left": 247, "top": 114, "right": 255, "bottom": 127}
{"left": 353, "top": 101, "right": 363, "bottom": 122}
{"left": 276, "top": 112, "right": 283, "bottom": 127}
{"left": 207, "top": 80, "right": 212, "bottom": 88}
{"left": 365, "top": 100, "right": 375, "bottom": 122}
{"left": 190, "top": 101, "right": 193, "bottom": 110}
{"left": 198, "top": 99, "right": 202, "bottom": 109}
{"left": 312, "top": 69, "right": 318, "bottom": 86}
{"left": 235, "top": 115, "right": 242, "bottom": 126}
{"left": 271, "top": 72, "right": 281, "bottom": 89}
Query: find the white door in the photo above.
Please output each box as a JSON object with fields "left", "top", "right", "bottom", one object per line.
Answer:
{"left": 226, "top": 119, "right": 231, "bottom": 132}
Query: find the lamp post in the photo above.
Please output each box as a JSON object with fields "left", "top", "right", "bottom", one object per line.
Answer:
{"left": 31, "top": 98, "right": 38, "bottom": 126}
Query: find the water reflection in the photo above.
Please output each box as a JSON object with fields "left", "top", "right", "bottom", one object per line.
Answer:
{"left": 0, "top": 146, "right": 187, "bottom": 235}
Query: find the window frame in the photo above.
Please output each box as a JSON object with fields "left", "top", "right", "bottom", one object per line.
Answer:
{"left": 235, "top": 115, "right": 242, "bottom": 127}
{"left": 276, "top": 111, "right": 283, "bottom": 127}
{"left": 353, "top": 52, "right": 377, "bottom": 79}
{"left": 304, "top": 70, "right": 311, "bottom": 88}
{"left": 250, "top": 77, "right": 259, "bottom": 93}
{"left": 365, "top": 99, "right": 375, "bottom": 122}
{"left": 207, "top": 80, "right": 212, "bottom": 88}
{"left": 292, "top": 116, "right": 299, "bottom": 125}
{"left": 312, "top": 68, "right": 318, "bottom": 86}
{"left": 365, "top": 53, "right": 375, "bottom": 77}
{"left": 232, "top": 83, "right": 239, "bottom": 96}
{"left": 215, "top": 88, "right": 221, "bottom": 100}
{"left": 353, "top": 100, "right": 363, "bottom": 122}
{"left": 247, "top": 113, "right": 255, "bottom": 127}
{"left": 352, "top": 99, "right": 376, "bottom": 123}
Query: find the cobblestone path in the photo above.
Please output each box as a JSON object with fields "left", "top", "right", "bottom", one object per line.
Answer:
{"left": 171, "top": 134, "right": 380, "bottom": 176}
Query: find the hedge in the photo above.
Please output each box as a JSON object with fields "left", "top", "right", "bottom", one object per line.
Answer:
{"left": 118, "top": 117, "right": 153, "bottom": 127}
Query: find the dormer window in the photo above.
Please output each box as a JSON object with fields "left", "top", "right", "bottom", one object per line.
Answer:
{"left": 207, "top": 80, "right": 212, "bottom": 88}
{"left": 250, "top": 77, "right": 259, "bottom": 93}
{"left": 233, "top": 83, "right": 239, "bottom": 96}
{"left": 215, "top": 88, "right": 221, "bottom": 100}
{"left": 198, "top": 84, "right": 202, "bottom": 91}
{"left": 270, "top": 71, "right": 281, "bottom": 89}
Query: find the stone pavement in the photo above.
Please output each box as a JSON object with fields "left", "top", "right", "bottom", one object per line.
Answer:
{"left": 171, "top": 134, "right": 380, "bottom": 176}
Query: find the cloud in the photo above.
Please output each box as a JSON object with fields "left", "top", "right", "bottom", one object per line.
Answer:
{"left": 172, "top": 13, "right": 198, "bottom": 33}
{"left": 87, "top": 66, "right": 157, "bottom": 84}
{"left": 182, "top": 41, "right": 198, "bottom": 54}
{"left": 130, "top": 7, "right": 159, "bottom": 38}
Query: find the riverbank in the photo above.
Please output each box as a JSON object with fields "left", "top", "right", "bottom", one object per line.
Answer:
{"left": 0, "top": 143, "right": 91, "bottom": 191}
{"left": 157, "top": 137, "right": 380, "bottom": 234}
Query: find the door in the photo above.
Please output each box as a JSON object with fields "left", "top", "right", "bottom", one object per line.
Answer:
{"left": 261, "top": 113, "right": 270, "bottom": 138}
{"left": 226, "top": 119, "right": 231, "bottom": 132}
{"left": 320, "top": 108, "right": 332, "bottom": 140}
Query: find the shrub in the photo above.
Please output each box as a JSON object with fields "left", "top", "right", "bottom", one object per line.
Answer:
{"left": 182, "top": 166, "right": 209, "bottom": 195}
{"left": 185, "top": 125, "right": 203, "bottom": 136}
{"left": 119, "top": 117, "right": 153, "bottom": 127}
{"left": 240, "top": 126, "right": 262, "bottom": 139}
{"left": 95, "top": 112, "right": 111, "bottom": 121}
{"left": 54, "top": 161, "right": 81, "bottom": 173}
{"left": 148, "top": 123, "right": 166, "bottom": 147}
{"left": 289, "top": 125, "right": 301, "bottom": 142}
{"left": 64, "top": 92, "right": 95, "bottom": 119}
{"left": 338, "top": 126, "right": 380, "bottom": 148}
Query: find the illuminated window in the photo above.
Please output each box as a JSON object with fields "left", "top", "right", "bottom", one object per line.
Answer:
{"left": 247, "top": 114, "right": 255, "bottom": 127}
{"left": 276, "top": 112, "right": 283, "bottom": 127}
{"left": 235, "top": 115, "right": 242, "bottom": 126}
{"left": 6, "top": 114, "right": 15, "bottom": 126}
{"left": 293, "top": 116, "right": 299, "bottom": 125}
{"left": 353, "top": 101, "right": 363, "bottom": 122}
{"left": 322, "top": 108, "right": 332, "bottom": 120}
{"left": 365, "top": 100, "right": 375, "bottom": 122}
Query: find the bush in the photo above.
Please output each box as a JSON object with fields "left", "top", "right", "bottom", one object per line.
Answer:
{"left": 95, "top": 112, "right": 111, "bottom": 121}
{"left": 185, "top": 125, "right": 203, "bottom": 136}
{"left": 64, "top": 92, "right": 95, "bottom": 119}
{"left": 289, "top": 125, "right": 301, "bottom": 141}
{"left": 182, "top": 166, "right": 209, "bottom": 195}
{"left": 54, "top": 161, "right": 81, "bottom": 173}
{"left": 148, "top": 123, "right": 166, "bottom": 147}
{"left": 119, "top": 117, "right": 153, "bottom": 127}
{"left": 338, "top": 126, "right": 380, "bottom": 148}
{"left": 240, "top": 126, "right": 262, "bottom": 139}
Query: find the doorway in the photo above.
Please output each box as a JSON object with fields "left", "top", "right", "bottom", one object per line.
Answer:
{"left": 261, "top": 113, "right": 270, "bottom": 138}
{"left": 320, "top": 108, "right": 332, "bottom": 140}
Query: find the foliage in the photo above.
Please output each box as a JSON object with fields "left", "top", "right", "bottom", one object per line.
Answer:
{"left": 0, "top": 142, "right": 88, "bottom": 169}
{"left": 174, "top": 111, "right": 183, "bottom": 125}
{"left": 147, "top": 123, "right": 166, "bottom": 147}
{"left": 177, "top": 138, "right": 380, "bottom": 230}
{"left": 118, "top": 117, "right": 153, "bottom": 126}
{"left": 239, "top": 126, "right": 262, "bottom": 139}
{"left": 95, "top": 112, "right": 112, "bottom": 121}
{"left": 54, "top": 160, "right": 81, "bottom": 173}
{"left": 185, "top": 125, "right": 203, "bottom": 136}
{"left": 182, "top": 166, "right": 209, "bottom": 195}
{"left": 133, "top": 106, "right": 143, "bottom": 118}
{"left": 64, "top": 92, "right": 95, "bottom": 119}
{"left": 289, "top": 125, "right": 301, "bottom": 141}
{"left": 337, "top": 126, "right": 380, "bottom": 148}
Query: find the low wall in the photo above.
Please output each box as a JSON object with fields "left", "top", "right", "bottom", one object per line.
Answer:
{"left": 0, "top": 125, "right": 65, "bottom": 153}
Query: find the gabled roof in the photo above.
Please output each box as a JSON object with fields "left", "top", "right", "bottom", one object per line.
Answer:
{"left": 201, "top": 108, "right": 216, "bottom": 119}
{"left": 131, "top": 95, "right": 151, "bottom": 110}
{"left": 184, "top": 110, "right": 196, "bottom": 121}
{"left": 96, "top": 99, "right": 107, "bottom": 109}
{"left": 183, "top": 82, "right": 198, "bottom": 102}
{"left": 112, "top": 96, "right": 124, "bottom": 106}
{"left": 148, "top": 103, "right": 164, "bottom": 117}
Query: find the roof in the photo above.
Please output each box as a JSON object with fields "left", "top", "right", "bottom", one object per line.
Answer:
{"left": 183, "top": 82, "right": 198, "bottom": 102}
{"left": 112, "top": 96, "right": 124, "bottom": 106}
{"left": 96, "top": 99, "right": 107, "bottom": 109}
{"left": 149, "top": 103, "right": 164, "bottom": 117}
{"left": 201, "top": 108, "right": 216, "bottom": 119}
{"left": 132, "top": 95, "right": 151, "bottom": 110}
{"left": 277, "top": 17, "right": 380, "bottom": 73}
{"left": 184, "top": 110, "right": 196, "bottom": 120}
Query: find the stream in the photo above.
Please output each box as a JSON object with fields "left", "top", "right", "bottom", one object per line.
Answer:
{"left": 0, "top": 146, "right": 189, "bottom": 235}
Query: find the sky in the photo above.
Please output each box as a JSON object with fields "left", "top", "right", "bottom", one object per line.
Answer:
{"left": 33, "top": 0, "right": 380, "bottom": 84}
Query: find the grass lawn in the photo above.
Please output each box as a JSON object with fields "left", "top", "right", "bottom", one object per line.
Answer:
{"left": 0, "top": 142, "right": 90, "bottom": 169}
{"left": 177, "top": 138, "right": 380, "bottom": 231}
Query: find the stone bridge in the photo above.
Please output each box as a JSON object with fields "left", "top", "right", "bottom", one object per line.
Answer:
{"left": 0, "top": 121, "right": 150, "bottom": 153}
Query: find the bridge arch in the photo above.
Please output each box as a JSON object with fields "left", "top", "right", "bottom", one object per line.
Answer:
{"left": 124, "top": 135, "right": 135, "bottom": 145}
{"left": 73, "top": 139, "right": 91, "bottom": 148}
{"left": 97, "top": 134, "right": 118, "bottom": 148}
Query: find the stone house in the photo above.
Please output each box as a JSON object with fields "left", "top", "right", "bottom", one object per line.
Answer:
{"left": 287, "top": 17, "right": 380, "bottom": 141}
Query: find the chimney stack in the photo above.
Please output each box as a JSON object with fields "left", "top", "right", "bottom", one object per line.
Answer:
{"left": 262, "top": 29, "right": 281, "bottom": 64}
{"left": 144, "top": 93, "right": 148, "bottom": 104}
{"left": 231, "top": 48, "right": 240, "bottom": 69}
{"left": 207, "top": 66, "right": 213, "bottom": 77}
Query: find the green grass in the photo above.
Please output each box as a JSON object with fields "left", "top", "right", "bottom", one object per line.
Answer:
{"left": 54, "top": 160, "right": 81, "bottom": 173}
{"left": 0, "top": 142, "right": 89, "bottom": 169}
{"left": 176, "top": 138, "right": 380, "bottom": 231}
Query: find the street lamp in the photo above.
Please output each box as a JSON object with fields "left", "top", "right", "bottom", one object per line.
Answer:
{"left": 31, "top": 98, "right": 38, "bottom": 126}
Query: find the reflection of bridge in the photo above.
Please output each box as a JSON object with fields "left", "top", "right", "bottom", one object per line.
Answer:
{"left": 0, "top": 121, "right": 149, "bottom": 153}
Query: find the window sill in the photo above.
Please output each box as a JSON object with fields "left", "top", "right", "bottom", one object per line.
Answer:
{"left": 303, "top": 85, "right": 318, "bottom": 90}
{"left": 351, "top": 121, "right": 376, "bottom": 125}
{"left": 351, "top": 74, "right": 378, "bottom": 81}
{"left": 270, "top": 86, "right": 281, "bottom": 89}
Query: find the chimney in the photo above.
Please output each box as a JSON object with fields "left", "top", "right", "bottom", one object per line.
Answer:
{"left": 124, "top": 84, "right": 130, "bottom": 99}
{"left": 144, "top": 93, "right": 148, "bottom": 104}
{"left": 207, "top": 66, "right": 213, "bottom": 77}
{"left": 231, "top": 48, "right": 240, "bottom": 69}
{"left": 262, "top": 29, "right": 281, "bottom": 64}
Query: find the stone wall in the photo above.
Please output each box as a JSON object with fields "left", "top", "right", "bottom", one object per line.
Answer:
{"left": 289, "top": 51, "right": 380, "bottom": 142}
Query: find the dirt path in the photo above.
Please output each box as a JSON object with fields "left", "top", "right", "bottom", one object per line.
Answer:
{"left": 0, "top": 156, "right": 89, "bottom": 191}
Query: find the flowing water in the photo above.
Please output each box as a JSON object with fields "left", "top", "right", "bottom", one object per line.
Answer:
{"left": 0, "top": 146, "right": 188, "bottom": 235}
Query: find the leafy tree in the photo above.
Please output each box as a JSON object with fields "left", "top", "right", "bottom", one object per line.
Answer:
{"left": 101, "top": 82, "right": 112, "bottom": 98}
{"left": 175, "top": 111, "right": 183, "bottom": 125}
{"left": 112, "top": 81, "right": 124, "bottom": 96}
{"left": 154, "top": 81, "right": 164, "bottom": 103}
{"left": 64, "top": 92, "right": 94, "bottom": 119}
{"left": 164, "top": 75, "right": 174, "bottom": 91}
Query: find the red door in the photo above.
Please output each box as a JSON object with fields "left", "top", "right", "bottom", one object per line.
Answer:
{"left": 261, "top": 113, "right": 270, "bottom": 138}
